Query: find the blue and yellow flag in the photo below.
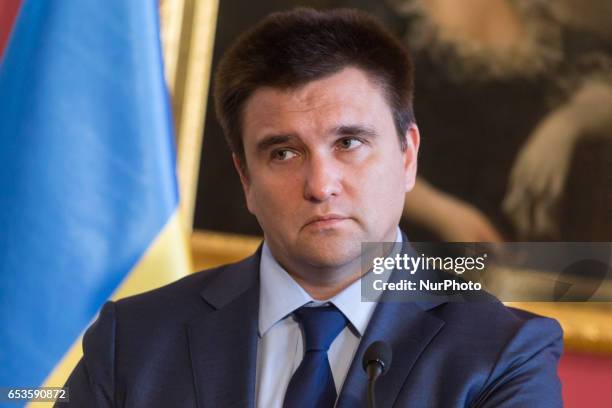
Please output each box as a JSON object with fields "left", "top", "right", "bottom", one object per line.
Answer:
{"left": 0, "top": 0, "right": 191, "bottom": 395}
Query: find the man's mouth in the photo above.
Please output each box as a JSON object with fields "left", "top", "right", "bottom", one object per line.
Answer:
{"left": 303, "top": 214, "right": 350, "bottom": 229}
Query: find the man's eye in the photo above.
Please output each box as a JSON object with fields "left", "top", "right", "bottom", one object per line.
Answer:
{"left": 271, "top": 149, "right": 298, "bottom": 161}
{"left": 337, "top": 137, "right": 363, "bottom": 150}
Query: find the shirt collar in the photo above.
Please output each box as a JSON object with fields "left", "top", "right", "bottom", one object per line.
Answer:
{"left": 258, "top": 228, "right": 402, "bottom": 337}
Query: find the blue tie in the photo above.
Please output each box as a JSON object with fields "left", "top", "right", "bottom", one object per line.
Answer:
{"left": 283, "top": 305, "right": 348, "bottom": 408}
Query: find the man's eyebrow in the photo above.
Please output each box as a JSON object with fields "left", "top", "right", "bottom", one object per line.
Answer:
{"left": 332, "top": 124, "right": 378, "bottom": 138}
{"left": 255, "top": 125, "right": 377, "bottom": 152}
{"left": 256, "top": 134, "right": 295, "bottom": 153}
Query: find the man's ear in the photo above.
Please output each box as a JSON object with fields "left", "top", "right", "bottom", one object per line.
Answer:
{"left": 232, "top": 153, "right": 255, "bottom": 214}
{"left": 402, "top": 123, "right": 420, "bottom": 192}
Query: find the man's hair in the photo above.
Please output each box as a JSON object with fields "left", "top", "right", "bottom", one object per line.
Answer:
{"left": 214, "top": 8, "right": 415, "bottom": 171}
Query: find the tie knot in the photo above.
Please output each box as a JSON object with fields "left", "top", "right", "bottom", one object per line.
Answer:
{"left": 293, "top": 305, "right": 348, "bottom": 352}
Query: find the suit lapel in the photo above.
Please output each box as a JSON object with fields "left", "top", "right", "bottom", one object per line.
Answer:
{"left": 337, "top": 238, "right": 447, "bottom": 408}
{"left": 336, "top": 300, "right": 445, "bottom": 408}
{"left": 187, "top": 249, "right": 262, "bottom": 408}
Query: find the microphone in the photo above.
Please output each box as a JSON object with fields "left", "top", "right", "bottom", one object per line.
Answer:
{"left": 362, "top": 341, "right": 392, "bottom": 408}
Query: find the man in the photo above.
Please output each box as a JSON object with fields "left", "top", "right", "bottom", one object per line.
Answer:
{"left": 62, "top": 8, "right": 563, "bottom": 407}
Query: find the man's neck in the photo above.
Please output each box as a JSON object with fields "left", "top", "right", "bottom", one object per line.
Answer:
{"left": 267, "top": 228, "right": 401, "bottom": 300}
{"left": 285, "top": 266, "right": 362, "bottom": 300}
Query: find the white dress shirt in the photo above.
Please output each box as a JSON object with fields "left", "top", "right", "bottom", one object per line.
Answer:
{"left": 255, "top": 229, "right": 402, "bottom": 408}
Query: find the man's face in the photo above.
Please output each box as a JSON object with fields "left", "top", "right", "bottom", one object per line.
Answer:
{"left": 236, "top": 67, "right": 419, "bottom": 273}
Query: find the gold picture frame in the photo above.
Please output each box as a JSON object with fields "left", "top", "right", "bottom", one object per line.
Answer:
{"left": 159, "top": 0, "right": 612, "bottom": 355}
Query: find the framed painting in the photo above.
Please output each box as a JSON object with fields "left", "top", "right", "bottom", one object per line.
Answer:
{"left": 160, "top": 0, "right": 612, "bottom": 354}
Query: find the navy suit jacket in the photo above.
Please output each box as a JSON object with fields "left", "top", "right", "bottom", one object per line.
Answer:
{"left": 61, "top": 245, "right": 563, "bottom": 407}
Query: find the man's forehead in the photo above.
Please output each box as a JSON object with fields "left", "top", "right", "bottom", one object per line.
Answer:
{"left": 242, "top": 67, "right": 390, "bottom": 138}
{"left": 251, "top": 67, "right": 380, "bottom": 107}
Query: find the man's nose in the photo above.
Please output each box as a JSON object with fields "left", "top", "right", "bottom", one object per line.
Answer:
{"left": 303, "top": 155, "right": 342, "bottom": 202}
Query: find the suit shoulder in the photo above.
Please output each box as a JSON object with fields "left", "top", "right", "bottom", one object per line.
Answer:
{"left": 116, "top": 264, "right": 222, "bottom": 307}
{"left": 111, "top": 253, "right": 259, "bottom": 321}
{"left": 432, "top": 299, "right": 563, "bottom": 347}
{"left": 426, "top": 300, "right": 563, "bottom": 405}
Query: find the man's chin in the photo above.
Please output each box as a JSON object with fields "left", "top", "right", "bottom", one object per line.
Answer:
{"left": 293, "top": 234, "right": 363, "bottom": 269}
